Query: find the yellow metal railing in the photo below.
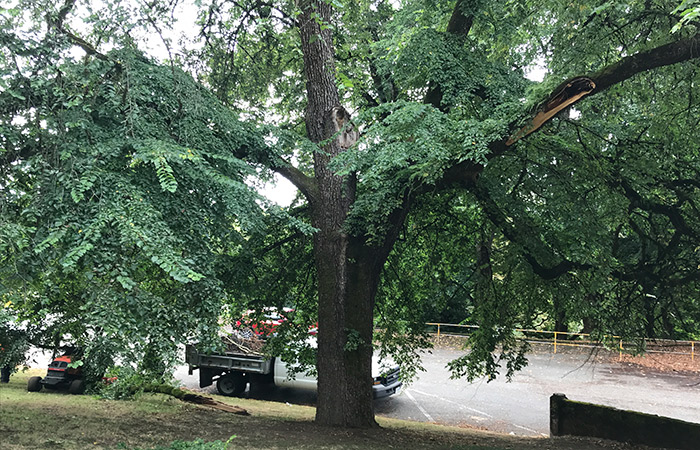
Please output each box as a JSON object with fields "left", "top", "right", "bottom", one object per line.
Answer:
{"left": 425, "top": 322, "right": 698, "bottom": 361}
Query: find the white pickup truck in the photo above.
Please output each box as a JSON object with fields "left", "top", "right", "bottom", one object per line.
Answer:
{"left": 185, "top": 344, "right": 402, "bottom": 399}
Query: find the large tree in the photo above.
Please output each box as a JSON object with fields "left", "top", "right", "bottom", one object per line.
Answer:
{"left": 3, "top": 0, "right": 700, "bottom": 428}
{"left": 282, "top": 0, "right": 700, "bottom": 427}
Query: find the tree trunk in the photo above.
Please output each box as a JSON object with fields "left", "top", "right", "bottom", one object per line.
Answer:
{"left": 298, "top": 0, "right": 383, "bottom": 428}
{"left": 314, "top": 241, "right": 383, "bottom": 427}
{"left": 552, "top": 298, "right": 568, "bottom": 334}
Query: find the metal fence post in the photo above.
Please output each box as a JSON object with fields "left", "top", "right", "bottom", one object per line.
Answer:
{"left": 554, "top": 332, "right": 558, "bottom": 354}
{"left": 619, "top": 339, "right": 623, "bottom": 361}
{"left": 437, "top": 323, "right": 441, "bottom": 345}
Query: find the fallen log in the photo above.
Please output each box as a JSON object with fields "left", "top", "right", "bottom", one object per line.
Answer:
{"left": 140, "top": 384, "right": 250, "bottom": 416}
{"left": 181, "top": 392, "right": 251, "bottom": 416}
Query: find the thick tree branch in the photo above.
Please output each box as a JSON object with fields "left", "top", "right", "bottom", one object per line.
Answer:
{"left": 611, "top": 264, "right": 700, "bottom": 287}
{"left": 368, "top": 59, "right": 396, "bottom": 105}
{"left": 446, "top": 0, "right": 474, "bottom": 35}
{"left": 472, "top": 183, "right": 592, "bottom": 279}
{"left": 506, "top": 77, "right": 596, "bottom": 145}
{"left": 435, "top": 139, "right": 508, "bottom": 190}
{"left": 508, "top": 34, "right": 700, "bottom": 146}
{"left": 272, "top": 161, "right": 319, "bottom": 204}
{"left": 619, "top": 179, "right": 699, "bottom": 240}
{"left": 60, "top": 29, "right": 111, "bottom": 62}
{"left": 361, "top": 92, "right": 379, "bottom": 107}
{"left": 48, "top": 0, "right": 113, "bottom": 63}
{"left": 590, "top": 34, "right": 700, "bottom": 93}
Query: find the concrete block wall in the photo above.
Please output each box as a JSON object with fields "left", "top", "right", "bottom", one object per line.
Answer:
{"left": 550, "top": 393, "right": 700, "bottom": 449}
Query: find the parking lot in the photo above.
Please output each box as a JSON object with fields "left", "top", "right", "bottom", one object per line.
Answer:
{"left": 175, "top": 346, "right": 700, "bottom": 436}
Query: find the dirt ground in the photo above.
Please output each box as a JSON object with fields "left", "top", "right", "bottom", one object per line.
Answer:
{"left": 430, "top": 334, "right": 700, "bottom": 376}
{"left": 617, "top": 352, "right": 700, "bottom": 375}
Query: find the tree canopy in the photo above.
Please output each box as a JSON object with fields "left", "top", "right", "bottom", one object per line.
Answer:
{"left": 0, "top": 18, "right": 309, "bottom": 375}
{"left": 2, "top": 0, "right": 700, "bottom": 428}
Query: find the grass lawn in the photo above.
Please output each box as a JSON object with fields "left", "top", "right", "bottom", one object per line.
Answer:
{"left": 0, "top": 370, "right": 652, "bottom": 450}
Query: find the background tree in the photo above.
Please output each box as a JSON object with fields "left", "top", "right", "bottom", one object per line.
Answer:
{"left": 0, "top": 3, "right": 310, "bottom": 379}
{"left": 0, "top": 307, "right": 32, "bottom": 379}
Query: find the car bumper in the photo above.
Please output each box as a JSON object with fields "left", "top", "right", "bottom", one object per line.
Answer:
{"left": 373, "top": 380, "right": 402, "bottom": 399}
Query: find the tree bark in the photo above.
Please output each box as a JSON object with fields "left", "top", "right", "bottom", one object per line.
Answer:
{"left": 298, "top": 0, "right": 383, "bottom": 428}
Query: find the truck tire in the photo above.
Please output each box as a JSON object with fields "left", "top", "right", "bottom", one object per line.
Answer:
{"left": 217, "top": 373, "right": 247, "bottom": 396}
{"left": 69, "top": 379, "right": 85, "bottom": 395}
{"left": 27, "top": 376, "right": 43, "bottom": 392}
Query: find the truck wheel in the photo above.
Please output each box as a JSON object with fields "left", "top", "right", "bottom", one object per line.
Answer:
{"left": 69, "top": 379, "right": 85, "bottom": 395}
{"left": 217, "top": 373, "right": 247, "bottom": 396}
{"left": 27, "top": 376, "right": 43, "bottom": 392}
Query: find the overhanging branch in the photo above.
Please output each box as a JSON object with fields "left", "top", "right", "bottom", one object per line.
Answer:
{"left": 438, "top": 33, "right": 700, "bottom": 189}
{"left": 472, "top": 183, "right": 592, "bottom": 279}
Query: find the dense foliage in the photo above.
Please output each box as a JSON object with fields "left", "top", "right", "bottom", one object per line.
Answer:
{"left": 2, "top": 0, "right": 700, "bottom": 424}
{"left": 0, "top": 10, "right": 310, "bottom": 378}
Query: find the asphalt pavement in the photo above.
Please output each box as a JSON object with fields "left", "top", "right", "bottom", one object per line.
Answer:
{"left": 175, "top": 347, "right": 700, "bottom": 437}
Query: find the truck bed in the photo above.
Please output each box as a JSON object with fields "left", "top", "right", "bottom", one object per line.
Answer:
{"left": 185, "top": 344, "right": 272, "bottom": 374}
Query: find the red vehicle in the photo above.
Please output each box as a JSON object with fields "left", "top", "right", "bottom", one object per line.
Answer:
{"left": 235, "top": 308, "right": 317, "bottom": 337}
{"left": 27, "top": 354, "right": 85, "bottom": 395}
{"left": 235, "top": 308, "right": 292, "bottom": 336}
